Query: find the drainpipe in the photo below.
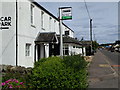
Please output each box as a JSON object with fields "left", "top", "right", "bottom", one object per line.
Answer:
{"left": 16, "top": 0, "right": 18, "bottom": 66}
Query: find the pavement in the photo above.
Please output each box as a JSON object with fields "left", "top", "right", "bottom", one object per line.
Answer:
{"left": 88, "top": 50, "right": 119, "bottom": 88}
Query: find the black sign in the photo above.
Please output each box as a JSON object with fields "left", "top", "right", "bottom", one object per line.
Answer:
{"left": 0, "top": 16, "right": 12, "bottom": 30}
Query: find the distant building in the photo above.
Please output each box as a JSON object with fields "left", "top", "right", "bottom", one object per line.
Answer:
{"left": 0, "top": 0, "right": 85, "bottom": 67}
{"left": 80, "top": 41, "right": 91, "bottom": 56}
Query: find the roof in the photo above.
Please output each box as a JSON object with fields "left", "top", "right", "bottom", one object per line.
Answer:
{"left": 57, "top": 35, "right": 81, "bottom": 45}
{"left": 80, "top": 41, "right": 91, "bottom": 47}
{"left": 115, "top": 40, "right": 120, "bottom": 44}
{"left": 35, "top": 32, "right": 58, "bottom": 44}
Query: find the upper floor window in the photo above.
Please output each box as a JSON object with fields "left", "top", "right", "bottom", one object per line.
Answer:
{"left": 65, "top": 31, "right": 69, "bottom": 36}
{"left": 31, "top": 4, "right": 34, "bottom": 25}
{"left": 41, "top": 11, "right": 44, "bottom": 29}
{"left": 49, "top": 17, "right": 52, "bottom": 30}
{"left": 54, "top": 20, "right": 56, "bottom": 31}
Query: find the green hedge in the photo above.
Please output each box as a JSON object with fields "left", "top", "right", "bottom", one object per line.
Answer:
{"left": 30, "top": 55, "right": 88, "bottom": 88}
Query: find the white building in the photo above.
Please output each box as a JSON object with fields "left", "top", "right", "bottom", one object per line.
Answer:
{"left": 0, "top": 0, "right": 85, "bottom": 67}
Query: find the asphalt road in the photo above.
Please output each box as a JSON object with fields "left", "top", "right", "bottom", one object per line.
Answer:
{"left": 88, "top": 50, "right": 119, "bottom": 88}
{"left": 100, "top": 50, "right": 120, "bottom": 74}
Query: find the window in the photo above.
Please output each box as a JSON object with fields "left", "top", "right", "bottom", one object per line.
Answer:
{"left": 31, "top": 4, "right": 34, "bottom": 25}
{"left": 63, "top": 45, "right": 69, "bottom": 55}
{"left": 54, "top": 20, "right": 56, "bottom": 31}
{"left": 65, "top": 31, "right": 69, "bottom": 36}
{"left": 25, "top": 44, "right": 31, "bottom": 56}
{"left": 41, "top": 11, "right": 44, "bottom": 29}
{"left": 49, "top": 17, "right": 52, "bottom": 30}
{"left": 73, "top": 46, "right": 75, "bottom": 48}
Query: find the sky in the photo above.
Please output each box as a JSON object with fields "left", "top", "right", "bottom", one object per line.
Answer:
{"left": 35, "top": 0, "right": 119, "bottom": 44}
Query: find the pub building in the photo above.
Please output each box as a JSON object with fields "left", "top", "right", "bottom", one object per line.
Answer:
{"left": 0, "top": 0, "right": 86, "bottom": 67}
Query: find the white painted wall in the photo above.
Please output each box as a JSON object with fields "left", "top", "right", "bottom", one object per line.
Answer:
{"left": 71, "top": 45, "right": 82, "bottom": 55}
{"left": 64, "top": 26, "right": 74, "bottom": 38}
{"left": 0, "top": 1, "right": 2, "bottom": 65}
{"left": 64, "top": 44, "right": 84, "bottom": 56}
{"left": 1, "top": 1, "right": 16, "bottom": 66}
{"left": 18, "top": 1, "right": 36, "bottom": 67}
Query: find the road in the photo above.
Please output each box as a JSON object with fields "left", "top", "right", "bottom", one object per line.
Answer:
{"left": 88, "top": 50, "right": 119, "bottom": 88}
{"left": 100, "top": 50, "right": 120, "bottom": 74}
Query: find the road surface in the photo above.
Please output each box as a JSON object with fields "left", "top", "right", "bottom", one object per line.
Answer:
{"left": 100, "top": 50, "right": 120, "bottom": 75}
{"left": 88, "top": 50, "right": 119, "bottom": 88}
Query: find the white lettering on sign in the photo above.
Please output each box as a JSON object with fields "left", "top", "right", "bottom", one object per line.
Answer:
{"left": 0, "top": 16, "right": 12, "bottom": 30}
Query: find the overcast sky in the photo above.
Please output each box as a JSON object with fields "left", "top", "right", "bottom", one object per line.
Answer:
{"left": 36, "top": 0, "right": 119, "bottom": 44}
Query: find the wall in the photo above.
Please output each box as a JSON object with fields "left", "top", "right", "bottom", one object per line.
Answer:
{"left": 1, "top": 1, "right": 16, "bottom": 66}
{"left": 18, "top": 1, "right": 35, "bottom": 67}
{"left": 71, "top": 45, "right": 83, "bottom": 55}
{"left": 0, "top": 2, "right": 2, "bottom": 65}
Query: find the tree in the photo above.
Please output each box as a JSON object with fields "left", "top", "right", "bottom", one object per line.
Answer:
{"left": 92, "top": 41, "right": 99, "bottom": 51}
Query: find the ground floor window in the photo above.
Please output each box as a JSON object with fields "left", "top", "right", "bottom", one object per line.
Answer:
{"left": 63, "top": 45, "right": 69, "bottom": 55}
{"left": 25, "top": 43, "right": 31, "bottom": 56}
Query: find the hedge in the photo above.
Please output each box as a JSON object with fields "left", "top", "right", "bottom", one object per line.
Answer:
{"left": 29, "top": 55, "right": 88, "bottom": 88}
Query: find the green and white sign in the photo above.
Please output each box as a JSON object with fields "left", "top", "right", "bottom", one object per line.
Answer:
{"left": 61, "top": 7, "right": 72, "bottom": 20}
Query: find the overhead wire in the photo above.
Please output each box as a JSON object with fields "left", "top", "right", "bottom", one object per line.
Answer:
{"left": 84, "top": 0, "right": 91, "bottom": 19}
{"left": 84, "top": 0, "right": 97, "bottom": 42}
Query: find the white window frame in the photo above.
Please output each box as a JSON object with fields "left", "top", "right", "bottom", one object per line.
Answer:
{"left": 54, "top": 20, "right": 56, "bottom": 31}
{"left": 31, "top": 4, "right": 35, "bottom": 25}
{"left": 49, "top": 17, "right": 52, "bottom": 31}
{"left": 25, "top": 43, "right": 31, "bottom": 57}
{"left": 63, "top": 45, "right": 69, "bottom": 55}
{"left": 41, "top": 11, "right": 45, "bottom": 30}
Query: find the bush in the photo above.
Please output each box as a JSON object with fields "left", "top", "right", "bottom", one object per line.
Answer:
{"left": 29, "top": 55, "right": 88, "bottom": 88}
{"left": 1, "top": 79, "right": 25, "bottom": 88}
{"left": 63, "top": 55, "right": 87, "bottom": 71}
{"left": 2, "top": 66, "right": 32, "bottom": 88}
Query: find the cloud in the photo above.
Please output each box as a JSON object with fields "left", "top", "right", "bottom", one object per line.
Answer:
{"left": 37, "top": 1, "right": 118, "bottom": 44}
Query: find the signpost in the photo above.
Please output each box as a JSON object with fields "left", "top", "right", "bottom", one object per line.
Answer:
{"left": 59, "top": 7, "right": 72, "bottom": 57}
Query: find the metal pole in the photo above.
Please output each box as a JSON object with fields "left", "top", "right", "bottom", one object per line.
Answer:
{"left": 90, "top": 19, "right": 93, "bottom": 54}
{"left": 59, "top": 8, "right": 63, "bottom": 57}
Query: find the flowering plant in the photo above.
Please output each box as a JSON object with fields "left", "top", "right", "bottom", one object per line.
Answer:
{"left": 1, "top": 79, "right": 25, "bottom": 88}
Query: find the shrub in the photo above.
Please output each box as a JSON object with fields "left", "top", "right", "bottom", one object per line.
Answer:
{"left": 1, "top": 79, "right": 25, "bottom": 88}
{"left": 30, "top": 55, "right": 88, "bottom": 88}
{"left": 63, "top": 55, "right": 87, "bottom": 71}
{"left": 2, "top": 67, "right": 32, "bottom": 88}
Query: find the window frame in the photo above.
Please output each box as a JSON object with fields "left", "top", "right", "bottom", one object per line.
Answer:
{"left": 31, "top": 4, "right": 35, "bottom": 25}
{"left": 41, "top": 11, "right": 45, "bottom": 30}
{"left": 49, "top": 17, "right": 52, "bottom": 31}
{"left": 63, "top": 45, "right": 69, "bottom": 55}
{"left": 25, "top": 43, "right": 31, "bottom": 57}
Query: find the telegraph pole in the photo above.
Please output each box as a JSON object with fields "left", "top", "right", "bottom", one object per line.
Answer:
{"left": 90, "top": 19, "right": 93, "bottom": 54}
